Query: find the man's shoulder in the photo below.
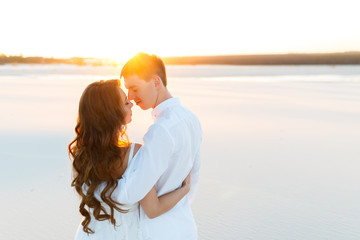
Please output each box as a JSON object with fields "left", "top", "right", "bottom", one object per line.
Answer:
{"left": 147, "top": 121, "right": 169, "bottom": 133}
{"left": 165, "top": 103, "right": 201, "bottom": 127}
{"left": 149, "top": 100, "right": 201, "bottom": 132}
{"left": 172, "top": 102, "right": 201, "bottom": 123}
{"left": 177, "top": 104, "right": 202, "bottom": 129}
{"left": 144, "top": 121, "right": 174, "bottom": 142}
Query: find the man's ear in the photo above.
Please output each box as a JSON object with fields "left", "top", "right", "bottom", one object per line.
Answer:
{"left": 153, "top": 75, "right": 162, "bottom": 89}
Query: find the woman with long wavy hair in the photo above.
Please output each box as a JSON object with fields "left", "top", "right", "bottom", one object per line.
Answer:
{"left": 68, "top": 79, "right": 190, "bottom": 240}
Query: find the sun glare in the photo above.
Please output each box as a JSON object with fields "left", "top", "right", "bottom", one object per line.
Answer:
{"left": 1, "top": 0, "right": 359, "bottom": 59}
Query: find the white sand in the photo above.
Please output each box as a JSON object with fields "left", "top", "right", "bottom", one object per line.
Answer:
{"left": 0, "top": 64, "right": 360, "bottom": 240}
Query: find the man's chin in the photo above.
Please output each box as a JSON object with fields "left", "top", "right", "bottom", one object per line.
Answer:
{"left": 138, "top": 103, "right": 150, "bottom": 110}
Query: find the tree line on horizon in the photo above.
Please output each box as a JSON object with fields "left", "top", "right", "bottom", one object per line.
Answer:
{"left": 1, "top": 52, "right": 360, "bottom": 66}
{"left": 163, "top": 52, "right": 360, "bottom": 65}
{"left": 0, "top": 54, "right": 118, "bottom": 66}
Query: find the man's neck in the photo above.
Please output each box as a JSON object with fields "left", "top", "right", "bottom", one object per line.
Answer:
{"left": 153, "top": 88, "right": 172, "bottom": 109}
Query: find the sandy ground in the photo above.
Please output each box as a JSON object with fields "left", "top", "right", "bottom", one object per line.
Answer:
{"left": 0, "top": 65, "right": 360, "bottom": 240}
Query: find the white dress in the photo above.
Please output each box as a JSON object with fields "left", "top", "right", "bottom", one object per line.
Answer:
{"left": 74, "top": 143, "right": 142, "bottom": 240}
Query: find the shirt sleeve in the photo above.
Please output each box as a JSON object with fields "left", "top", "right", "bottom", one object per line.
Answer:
{"left": 113, "top": 124, "right": 175, "bottom": 205}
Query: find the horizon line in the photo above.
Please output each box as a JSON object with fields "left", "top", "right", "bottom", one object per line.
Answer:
{"left": 1, "top": 51, "right": 360, "bottom": 61}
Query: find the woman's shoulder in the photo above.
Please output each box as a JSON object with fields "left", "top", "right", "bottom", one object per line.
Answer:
{"left": 133, "top": 143, "right": 142, "bottom": 156}
{"left": 127, "top": 142, "right": 141, "bottom": 161}
{"left": 121, "top": 143, "right": 142, "bottom": 178}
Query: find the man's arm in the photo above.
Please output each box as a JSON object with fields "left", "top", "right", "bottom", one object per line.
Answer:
{"left": 113, "top": 124, "right": 174, "bottom": 204}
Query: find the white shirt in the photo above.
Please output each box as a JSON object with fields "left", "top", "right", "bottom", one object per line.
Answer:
{"left": 114, "top": 97, "right": 202, "bottom": 240}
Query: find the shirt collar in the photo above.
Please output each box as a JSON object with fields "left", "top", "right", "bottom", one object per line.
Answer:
{"left": 151, "top": 97, "right": 180, "bottom": 120}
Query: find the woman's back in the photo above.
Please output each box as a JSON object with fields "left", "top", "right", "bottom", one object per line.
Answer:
{"left": 74, "top": 143, "right": 142, "bottom": 240}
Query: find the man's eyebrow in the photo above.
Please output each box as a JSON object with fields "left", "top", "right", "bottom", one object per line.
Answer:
{"left": 124, "top": 95, "right": 127, "bottom": 102}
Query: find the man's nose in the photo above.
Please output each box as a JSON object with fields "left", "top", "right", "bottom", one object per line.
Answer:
{"left": 128, "top": 91, "right": 135, "bottom": 100}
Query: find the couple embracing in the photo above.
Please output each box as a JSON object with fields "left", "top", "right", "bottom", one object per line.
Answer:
{"left": 68, "top": 53, "right": 202, "bottom": 240}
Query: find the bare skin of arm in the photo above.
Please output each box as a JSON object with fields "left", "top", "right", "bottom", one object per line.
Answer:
{"left": 140, "top": 173, "right": 190, "bottom": 219}
{"left": 131, "top": 144, "right": 191, "bottom": 219}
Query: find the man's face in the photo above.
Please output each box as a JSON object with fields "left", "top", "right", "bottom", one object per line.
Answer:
{"left": 124, "top": 74, "right": 157, "bottom": 110}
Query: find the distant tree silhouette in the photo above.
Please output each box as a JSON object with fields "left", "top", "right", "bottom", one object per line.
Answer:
{"left": 1, "top": 53, "right": 360, "bottom": 66}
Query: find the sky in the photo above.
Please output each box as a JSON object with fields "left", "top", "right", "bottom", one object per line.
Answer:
{"left": 1, "top": 0, "right": 360, "bottom": 62}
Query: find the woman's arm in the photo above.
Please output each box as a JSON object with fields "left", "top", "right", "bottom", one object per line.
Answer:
{"left": 140, "top": 173, "right": 191, "bottom": 219}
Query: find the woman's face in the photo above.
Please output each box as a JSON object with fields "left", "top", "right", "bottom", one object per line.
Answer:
{"left": 118, "top": 87, "right": 133, "bottom": 124}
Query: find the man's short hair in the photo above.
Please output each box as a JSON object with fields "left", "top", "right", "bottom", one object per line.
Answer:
{"left": 120, "top": 52, "right": 167, "bottom": 86}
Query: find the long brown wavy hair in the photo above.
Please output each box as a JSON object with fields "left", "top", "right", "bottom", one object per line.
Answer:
{"left": 68, "top": 79, "right": 130, "bottom": 234}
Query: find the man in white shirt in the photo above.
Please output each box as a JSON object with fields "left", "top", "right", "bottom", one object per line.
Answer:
{"left": 115, "top": 52, "right": 202, "bottom": 240}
